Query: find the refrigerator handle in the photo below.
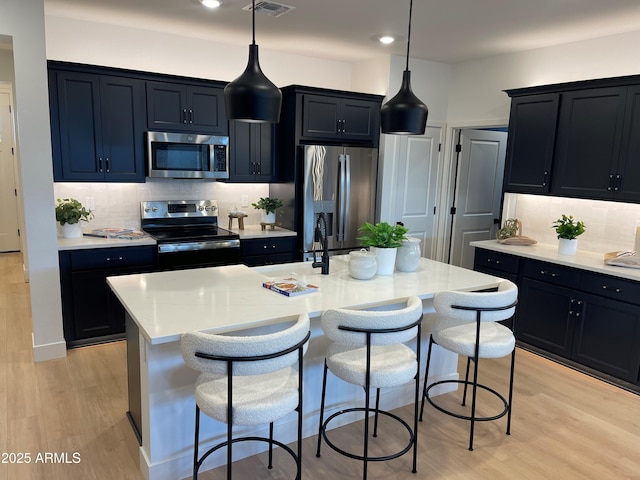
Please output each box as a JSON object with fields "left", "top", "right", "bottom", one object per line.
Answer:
{"left": 336, "top": 154, "right": 346, "bottom": 242}
{"left": 343, "top": 154, "right": 351, "bottom": 243}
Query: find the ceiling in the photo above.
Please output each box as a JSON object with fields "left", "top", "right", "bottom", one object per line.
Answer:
{"left": 42, "top": 0, "right": 640, "bottom": 64}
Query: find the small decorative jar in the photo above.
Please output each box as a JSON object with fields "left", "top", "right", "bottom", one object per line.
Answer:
{"left": 396, "top": 237, "right": 421, "bottom": 272}
{"left": 348, "top": 249, "right": 377, "bottom": 280}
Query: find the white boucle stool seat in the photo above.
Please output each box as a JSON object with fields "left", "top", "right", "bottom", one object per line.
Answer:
{"left": 326, "top": 343, "right": 417, "bottom": 388}
{"left": 195, "top": 367, "right": 300, "bottom": 426}
{"left": 433, "top": 321, "right": 516, "bottom": 359}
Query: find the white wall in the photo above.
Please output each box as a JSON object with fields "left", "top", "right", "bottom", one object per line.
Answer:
{"left": 44, "top": 15, "right": 359, "bottom": 92}
{"left": 1, "top": 0, "right": 65, "bottom": 361}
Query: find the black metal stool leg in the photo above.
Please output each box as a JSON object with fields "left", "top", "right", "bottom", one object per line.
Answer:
{"left": 462, "top": 356, "right": 471, "bottom": 406}
{"left": 194, "top": 405, "right": 200, "bottom": 480}
{"left": 268, "top": 422, "right": 274, "bottom": 469}
{"left": 316, "top": 359, "right": 329, "bottom": 457}
{"left": 419, "top": 335, "right": 434, "bottom": 422}
{"left": 373, "top": 388, "right": 381, "bottom": 437}
{"left": 506, "top": 349, "right": 516, "bottom": 435}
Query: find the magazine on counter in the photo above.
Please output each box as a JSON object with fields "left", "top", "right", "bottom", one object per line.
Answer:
{"left": 84, "top": 227, "right": 134, "bottom": 238}
{"left": 263, "top": 278, "right": 319, "bottom": 297}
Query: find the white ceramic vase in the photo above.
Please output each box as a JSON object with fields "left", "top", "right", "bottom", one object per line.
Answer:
{"left": 370, "top": 246, "right": 397, "bottom": 275}
{"left": 396, "top": 237, "right": 421, "bottom": 272}
{"left": 62, "top": 222, "right": 82, "bottom": 239}
{"left": 261, "top": 211, "right": 276, "bottom": 224}
{"left": 348, "top": 249, "right": 377, "bottom": 280}
{"left": 558, "top": 238, "right": 578, "bottom": 255}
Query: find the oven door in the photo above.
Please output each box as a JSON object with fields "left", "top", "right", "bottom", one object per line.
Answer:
{"left": 157, "top": 239, "right": 240, "bottom": 270}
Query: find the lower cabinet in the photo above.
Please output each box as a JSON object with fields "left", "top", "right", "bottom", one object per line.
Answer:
{"left": 474, "top": 247, "right": 640, "bottom": 389}
{"left": 241, "top": 237, "right": 297, "bottom": 267}
{"left": 59, "top": 246, "right": 156, "bottom": 347}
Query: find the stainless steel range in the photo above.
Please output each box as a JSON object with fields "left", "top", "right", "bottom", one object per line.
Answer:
{"left": 141, "top": 200, "right": 240, "bottom": 270}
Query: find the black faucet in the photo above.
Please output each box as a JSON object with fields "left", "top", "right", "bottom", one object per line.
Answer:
{"left": 312, "top": 212, "right": 330, "bottom": 275}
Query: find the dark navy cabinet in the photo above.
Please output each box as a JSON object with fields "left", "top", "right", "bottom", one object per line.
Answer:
{"left": 474, "top": 247, "right": 640, "bottom": 390}
{"left": 59, "top": 246, "right": 156, "bottom": 347}
{"left": 227, "top": 121, "right": 278, "bottom": 182}
{"left": 49, "top": 69, "right": 146, "bottom": 182}
{"left": 146, "top": 81, "right": 227, "bottom": 135}
{"left": 240, "top": 237, "right": 296, "bottom": 266}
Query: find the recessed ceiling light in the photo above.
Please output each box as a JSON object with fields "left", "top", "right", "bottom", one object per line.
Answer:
{"left": 379, "top": 35, "right": 396, "bottom": 45}
{"left": 201, "top": 0, "right": 221, "bottom": 8}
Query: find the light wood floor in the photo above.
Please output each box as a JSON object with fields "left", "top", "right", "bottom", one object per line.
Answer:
{"left": 1, "top": 252, "right": 639, "bottom": 479}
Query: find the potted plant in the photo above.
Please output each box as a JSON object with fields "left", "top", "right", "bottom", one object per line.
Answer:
{"left": 552, "top": 214, "right": 585, "bottom": 255}
{"left": 252, "top": 197, "right": 283, "bottom": 224}
{"left": 357, "top": 221, "right": 409, "bottom": 275}
{"left": 55, "top": 197, "right": 94, "bottom": 238}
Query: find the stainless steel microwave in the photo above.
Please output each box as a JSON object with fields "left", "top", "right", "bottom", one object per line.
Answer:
{"left": 146, "top": 131, "right": 229, "bottom": 179}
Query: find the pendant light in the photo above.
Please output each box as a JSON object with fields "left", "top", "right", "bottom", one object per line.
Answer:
{"left": 380, "top": 0, "right": 428, "bottom": 135}
{"left": 224, "top": 0, "right": 282, "bottom": 123}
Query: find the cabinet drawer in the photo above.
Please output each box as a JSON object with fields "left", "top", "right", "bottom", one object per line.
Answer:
{"left": 69, "top": 246, "right": 156, "bottom": 270}
{"left": 474, "top": 248, "right": 520, "bottom": 275}
{"left": 522, "top": 259, "right": 580, "bottom": 288}
{"left": 242, "top": 237, "right": 296, "bottom": 257}
{"left": 580, "top": 271, "right": 640, "bottom": 306}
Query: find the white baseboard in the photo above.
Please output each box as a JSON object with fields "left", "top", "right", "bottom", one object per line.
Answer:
{"left": 32, "top": 333, "right": 66, "bottom": 361}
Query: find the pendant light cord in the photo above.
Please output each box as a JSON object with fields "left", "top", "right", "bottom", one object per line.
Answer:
{"left": 405, "top": 0, "right": 413, "bottom": 71}
{"left": 252, "top": 0, "right": 256, "bottom": 46}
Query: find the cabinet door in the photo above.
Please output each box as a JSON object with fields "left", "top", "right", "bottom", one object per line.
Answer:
{"left": 302, "top": 94, "right": 340, "bottom": 139}
{"left": 54, "top": 71, "right": 104, "bottom": 181}
{"left": 99, "top": 76, "right": 146, "bottom": 182}
{"left": 186, "top": 85, "right": 227, "bottom": 135}
{"left": 340, "top": 98, "right": 380, "bottom": 142}
{"left": 517, "top": 278, "right": 575, "bottom": 357}
{"left": 503, "top": 94, "right": 558, "bottom": 193}
{"left": 228, "top": 121, "right": 277, "bottom": 182}
{"left": 146, "top": 81, "right": 188, "bottom": 130}
{"left": 552, "top": 87, "right": 627, "bottom": 199}
{"left": 70, "top": 269, "right": 123, "bottom": 340}
{"left": 573, "top": 293, "right": 640, "bottom": 383}
{"left": 616, "top": 85, "right": 640, "bottom": 202}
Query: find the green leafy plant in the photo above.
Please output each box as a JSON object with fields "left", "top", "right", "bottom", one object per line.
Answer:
{"left": 55, "top": 198, "right": 94, "bottom": 226}
{"left": 357, "top": 222, "right": 409, "bottom": 248}
{"left": 552, "top": 214, "right": 585, "bottom": 240}
{"left": 251, "top": 197, "right": 283, "bottom": 214}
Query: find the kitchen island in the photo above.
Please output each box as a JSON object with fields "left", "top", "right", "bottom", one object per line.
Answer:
{"left": 107, "top": 256, "right": 504, "bottom": 480}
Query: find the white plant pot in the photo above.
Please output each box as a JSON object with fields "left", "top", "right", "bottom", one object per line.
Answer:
{"left": 261, "top": 211, "right": 276, "bottom": 224}
{"left": 558, "top": 238, "right": 578, "bottom": 255}
{"left": 62, "top": 222, "right": 82, "bottom": 239}
{"left": 396, "top": 237, "right": 421, "bottom": 272}
{"left": 370, "top": 246, "right": 397, "bottom": 275}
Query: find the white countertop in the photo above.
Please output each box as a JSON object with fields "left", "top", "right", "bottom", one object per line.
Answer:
{"left": 471, "top": 240, "right": 640, "bottom": 281}
{"left": 107, "top": 256, "right": 503, "bottom": 345}
{"left": 57, "top": 235, "right": 157, "bottom": 250}
{"left": 227, "top": 224, "right": 296, "bottom": 239}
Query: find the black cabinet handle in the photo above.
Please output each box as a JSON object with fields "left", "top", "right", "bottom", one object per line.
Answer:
{"left": 602, "top": 285, "right": 622, "bottom": 293}
{"left": 487, "top": 258, "right": 502, "bottom": 264}
{"left": 540, "top": 270, "right": 558, "bottom": 277}
{"left": 614, "top": 174, "right": 621, "bottom": 191}
{"left": 542, "top": 171, "right": 548, "bottom": 187}
{"left": 183, "top": 108, "right": 188, "bottom": 124}
{"left": 105, "top": 157, "right": 110, "bottom": 173}
{"left": 105, "top": 256, "right": 124, "bottom": 262}
{"left": 607, "top": 174, "right": 614, "bottom": 191}
{"left": 98, "top": 157, "right": 103, "bottom": 172}
{"left": 189, "top": 109, "right": 193, "bottom": 124}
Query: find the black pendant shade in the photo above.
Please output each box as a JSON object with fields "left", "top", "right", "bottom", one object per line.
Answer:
{"left": 224, "top": 44, "right": 282, "bottom": 123}
{"left": 381, "top": 0, "right": 428, "bottom": 135}
{"left": 224, "top": 0, "right": 282, "bottom": 123}
{"left": 381, "top": 70, "right": 428, "bottom": 135}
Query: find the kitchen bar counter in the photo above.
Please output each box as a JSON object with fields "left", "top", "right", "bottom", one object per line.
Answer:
{"left": 108, "top": 258, "right": 503, "bottom": 480}
{"left": 470, "top": 240, "right": 640, "bottom": 281}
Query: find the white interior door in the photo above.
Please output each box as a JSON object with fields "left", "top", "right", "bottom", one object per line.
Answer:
{"left": 393, "top": 126, "right": 442, "bottom": 259}
{"left": 449, "top": 129, "right": 507, "bottom": 269}
{"left": 0, "top": 88, "right": 20, "bottom": 252}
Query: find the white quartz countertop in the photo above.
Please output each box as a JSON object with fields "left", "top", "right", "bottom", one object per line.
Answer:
{"left": 227, "top": 224, "right": 296, "bottom": 239}
{"left": 57, "top": 235, "right": 156, "bottom": 250}
{"left": 107, "top": 256, "right": 503, "bottom": 345}
{"left": 471, "top": 240, "right": 640, "bottom": 281}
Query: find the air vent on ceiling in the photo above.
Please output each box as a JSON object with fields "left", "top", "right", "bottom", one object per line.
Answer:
{"left": 243, "top": 1, "right": 295, "bottom": 17}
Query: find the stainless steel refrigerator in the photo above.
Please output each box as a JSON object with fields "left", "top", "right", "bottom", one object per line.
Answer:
{"left": 300, "top": 145, "right": 378, "bottom": 260}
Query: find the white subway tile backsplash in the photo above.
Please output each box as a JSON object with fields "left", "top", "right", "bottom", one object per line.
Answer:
{"left": 504, "top": 193, "right": 640, "bottom": 254}
{"left": 53, "top": 180, "right": 270, "bottom": 230}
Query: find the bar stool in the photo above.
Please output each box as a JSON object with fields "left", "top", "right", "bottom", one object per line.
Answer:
{"left": 181, "top": 314, "right": 311, "bottom": 479}
{"left": 316, "top": 296, "right": 423, "bottom": 480}
{"left": 420, "top": 280, "right": 518, "bottom": 451}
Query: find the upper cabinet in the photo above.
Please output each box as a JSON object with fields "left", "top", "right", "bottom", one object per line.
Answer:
{"left": 281, "top": 86, "right": 383, "bottom": 147}
{"left": 503, "top": 93, "right": 559, "bottom": 194}
{"left": 504, "top": 75, "right": 640, "bottom": 203}
{"left": 146, "top": 81, "right": 227, "bottom": 135}
{"left": 227, "top": 121, "right": 278, "bottom": 182}
{"left": 49, "top": 67, "right": 146, "bottom": 182}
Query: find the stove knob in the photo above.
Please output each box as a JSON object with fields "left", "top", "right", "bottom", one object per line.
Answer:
{"left": 144, "top": 207, "right": 150, "bottom": 213}
{"left": 152, "top": 207, "right": 158, "bottom": 212}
